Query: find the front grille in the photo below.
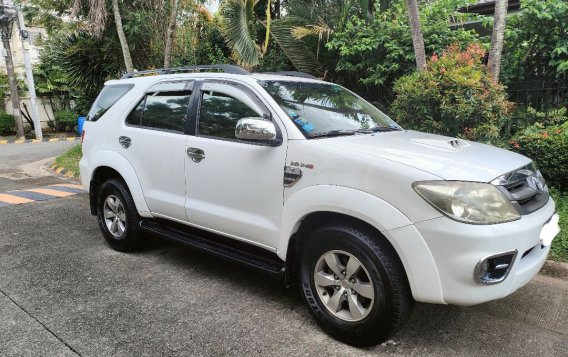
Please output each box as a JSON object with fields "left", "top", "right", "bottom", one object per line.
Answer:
{"left": 492, "top": 163, "right": 549, "bottom": 215}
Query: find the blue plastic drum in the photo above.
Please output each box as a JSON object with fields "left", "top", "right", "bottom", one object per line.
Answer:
{"left": 77, "top": 116, "right": 86, "bottom": 136}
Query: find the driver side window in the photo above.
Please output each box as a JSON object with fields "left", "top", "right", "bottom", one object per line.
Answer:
{"left": 198, "top": 83, "right": 263, "bottom": 139}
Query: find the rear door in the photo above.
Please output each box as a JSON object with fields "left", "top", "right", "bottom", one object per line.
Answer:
{"left": 184, "top": 80, "right": 287, "bottom": 249}
{"left": 119, "top": 80, "right": 194, "bottom": 222}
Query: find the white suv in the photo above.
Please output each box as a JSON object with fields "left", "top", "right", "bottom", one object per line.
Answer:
{"left": 80, "top": 65, "right": 560, "bottom": 346}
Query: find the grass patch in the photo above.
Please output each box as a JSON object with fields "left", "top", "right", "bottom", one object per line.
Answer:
{"left": 54, "top": 144, "right": 82, "bottom": 178}
{"left": 549, "top": 187, "right": 568, "bottom": 262}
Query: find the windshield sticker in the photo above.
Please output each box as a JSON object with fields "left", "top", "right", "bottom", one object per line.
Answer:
{"left": 289, "top": 110, "right": 315, "bottom": 132}
{"left": 293, "top": 117, "right": 315, "bottom": 133}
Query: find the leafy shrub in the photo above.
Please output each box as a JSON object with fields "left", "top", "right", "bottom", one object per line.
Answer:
{"left": 390, "top": 43, "right": 514, "bottom": 144}
{"left": 511, "top": 107, "right": 567, "bottom": 132}
{"left": 549, "top": 187, "right": 568, "bottom": 262}
{"left": 54, "top": 110, "right": 78, "bottom": 132}
{"left": 0, "top": 112, "right": 15, "bottom": 135}
{"left": 510, "top": 121, "right": 568, "bottom": 187}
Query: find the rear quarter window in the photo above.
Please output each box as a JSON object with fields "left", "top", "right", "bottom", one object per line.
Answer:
{"left": 87, "top": 84, "right": 133, "bottom": 121}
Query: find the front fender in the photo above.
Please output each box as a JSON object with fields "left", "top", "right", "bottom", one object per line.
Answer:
{"left": 80, "top": 150, "right": 152, "bottom": 217}
{"left": 279, "top": 185, "right": 445, "bottom": 304}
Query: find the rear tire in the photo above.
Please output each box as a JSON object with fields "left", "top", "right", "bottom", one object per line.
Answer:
{"left": 299, "top": 222, "right": 413, "bottom": 347}
{"left": 97, "top": 178, "right": 142, "bottom": 252}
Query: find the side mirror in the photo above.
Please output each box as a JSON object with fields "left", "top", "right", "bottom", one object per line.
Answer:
{"left": 235, "top": 117, "right": 277, "bottom": 141}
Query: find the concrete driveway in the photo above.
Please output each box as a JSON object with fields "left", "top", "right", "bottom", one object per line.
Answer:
{"left": 0, "top": 143, "right": 567, "bottom": 356}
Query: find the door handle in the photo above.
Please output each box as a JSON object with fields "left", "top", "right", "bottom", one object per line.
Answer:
{"left": 187, "top": 147, "right": 205, "bottom": 163}
{"left": 119, "top": 136, "right": 131, "bottom": 149}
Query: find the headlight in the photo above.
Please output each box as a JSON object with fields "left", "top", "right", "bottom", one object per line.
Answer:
{"left": 413, "top": 181, "right": 520, "bottom": 224}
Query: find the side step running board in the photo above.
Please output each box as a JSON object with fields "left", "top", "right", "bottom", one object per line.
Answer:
{"left": 139, "top": 220, "right": 286, "bottom": 278}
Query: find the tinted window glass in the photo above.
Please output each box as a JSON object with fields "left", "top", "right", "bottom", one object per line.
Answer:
{"left": 199, "top": 91, "right": 259, "bottom": 139}
{"left": 126, "top": 99, "right": 144, "bottom": 126}
{"left": 87, "top": 85, "right": 132, "bottom": 121}
{"left": 141, "top": 90, "right": 192, "bottom": 132}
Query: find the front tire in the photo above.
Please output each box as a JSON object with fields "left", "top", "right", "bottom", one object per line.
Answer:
{"left": 97, "top": 178, "right": 142, "bottom": 252}
{"left": 299, "top": 223, "right": 413, "bottom": 347}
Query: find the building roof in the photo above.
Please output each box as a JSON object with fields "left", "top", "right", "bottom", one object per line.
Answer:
{"left": 460, "top": 0, "right": 521, "bottom": 15}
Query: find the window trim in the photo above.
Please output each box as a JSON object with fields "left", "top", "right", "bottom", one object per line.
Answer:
{"left": 194, "top": 79, "right": 283, "bottom": 147}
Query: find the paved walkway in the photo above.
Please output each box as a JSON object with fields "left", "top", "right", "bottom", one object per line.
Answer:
{"left": 0, "top": 137, "right": 80, "bottom": 145}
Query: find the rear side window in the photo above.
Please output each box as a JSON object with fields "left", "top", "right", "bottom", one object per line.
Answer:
{"left": 125, "top": 80, "right": 193, "bottom": 133}
{"left": 87, "top": 84, "right": 133, "bottom": 122}
{"left": 142, "top": 91, "right": 191, "bottom": 131}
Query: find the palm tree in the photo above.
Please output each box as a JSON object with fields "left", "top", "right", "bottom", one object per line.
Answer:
{"left": 405, "top": 0, "right": 426, "bottom": 70}
{"left": 164, "top": 0, "right": 180, "bottom": 68}
{"left": 71, "top": 0, "right": 134, "bottom": 72}
{"left": 221, "top": 0, "right": 372, "bottom": 72}
{"left": 487, "top": 0, "right": 508, "bottom": 82}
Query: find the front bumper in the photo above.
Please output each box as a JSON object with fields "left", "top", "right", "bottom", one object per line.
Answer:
{"left": 413, "top": 197, "right": 557, "bottom": 306}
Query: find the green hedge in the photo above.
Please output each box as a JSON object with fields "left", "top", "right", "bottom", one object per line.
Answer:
{"left": 511, "top": 122, "right": 568, "bottom": 187}
{"left": 0, "top": 112, "right": 15, "bottom": 135}
{"left": 53, "top": 110, "right": 78, "bottom": 132}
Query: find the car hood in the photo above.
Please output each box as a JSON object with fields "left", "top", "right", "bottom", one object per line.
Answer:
{"left": 321, "top": 130, "right": 531, "bottom": 182}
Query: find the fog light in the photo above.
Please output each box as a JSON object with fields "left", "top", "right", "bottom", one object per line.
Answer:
{"left": 474, "top": 250, "right": 517, "bottom": 285}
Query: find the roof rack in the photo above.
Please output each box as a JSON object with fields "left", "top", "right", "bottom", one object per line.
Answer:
{"left": 262, "top": 71, "right": 317, "bottom": 79}
{"left": 120, "top": 65, "right": 318, "bottom": 80}
{"left": 121, "top": 64, "right": 250, "bottom": 79}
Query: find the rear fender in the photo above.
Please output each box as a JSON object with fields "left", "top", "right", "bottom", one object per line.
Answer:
{"left": 88, "top": 150, "right": 152, "bottom": 217}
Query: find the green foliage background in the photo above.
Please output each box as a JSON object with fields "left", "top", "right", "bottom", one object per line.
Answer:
{"left": 391, "top": 43, "right": 513, "bottom": 144}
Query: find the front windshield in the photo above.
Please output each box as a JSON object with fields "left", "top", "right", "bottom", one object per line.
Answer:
{"left": 260, "top": 80, "right": 401, "bottom": 138}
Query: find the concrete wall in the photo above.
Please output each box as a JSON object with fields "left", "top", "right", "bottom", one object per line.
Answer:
{"left": 4, "top": 97, "right": 62, "bottom": 129}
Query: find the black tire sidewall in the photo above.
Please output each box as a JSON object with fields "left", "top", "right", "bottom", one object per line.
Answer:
{"left": 97, "top": 179, "right": 140, "bottom": 251}
{"left": 300, "top": 225, "right": 403, "bottom": 346}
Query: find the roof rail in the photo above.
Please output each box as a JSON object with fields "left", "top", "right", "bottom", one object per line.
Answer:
{"left": 261, "top": 71, "right": 317, "bottom": 79}
{"left": 121, "top": 64, "right": 250, "bottom": 79}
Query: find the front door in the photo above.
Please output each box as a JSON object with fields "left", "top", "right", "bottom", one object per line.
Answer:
{"left": 185, "top": 80, "right": 287, "bottom": 249}
{"left": 119, "top": 80, "right": 193, "bottom": 222}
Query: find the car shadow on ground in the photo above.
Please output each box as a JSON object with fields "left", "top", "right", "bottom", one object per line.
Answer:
{"left": 129, "top": 233, "right": 567, "bottom": 354}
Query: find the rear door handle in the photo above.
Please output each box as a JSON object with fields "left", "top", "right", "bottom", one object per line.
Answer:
{"left": 119, "top": 136, "right": 131, "bottom": 149}
{"left": 187, "top": 147, "right": 205, "bottom": 162}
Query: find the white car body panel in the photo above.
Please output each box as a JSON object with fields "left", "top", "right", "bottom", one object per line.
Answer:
{"left": 118, "top": 125, "right": 188, "bottom": 222}
{"left": 185, "top": 136, "right": 287, "bottom": 249}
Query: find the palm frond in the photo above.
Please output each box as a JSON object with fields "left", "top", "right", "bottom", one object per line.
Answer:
{"left": 270, "top": 20, "right": 318, "bottom": 73}
{"left": 220, "top": 0, "right": 261, "bottom": 67}
{"left": 52, "top": 31, "right": 123, "bottom": 97}
{"left": 291, "top": 25, "right": 333, "bottom": 41}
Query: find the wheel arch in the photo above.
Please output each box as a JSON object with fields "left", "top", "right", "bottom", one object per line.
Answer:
{"left": 280, "top": 185, "right": 445, "bottom": 304}
{"left": 87, "top": 150, "right": 151, "bottom": 217}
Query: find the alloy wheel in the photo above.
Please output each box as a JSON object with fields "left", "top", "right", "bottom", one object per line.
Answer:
{"left": 103, "top": 195, "right": 127, "bottom": 238}
{"left": 313, "top": 250, "right": 375, "bottom": 322}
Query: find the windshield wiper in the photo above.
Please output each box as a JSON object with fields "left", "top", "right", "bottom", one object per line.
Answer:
{"left": 309, "top": 130, "right": 358, "bottom": 138}
{"left": 370, "top": 126, "right": 402, "bottom": 132}
{"left": 309, "top": 126, "right": 402, "bottom": 138}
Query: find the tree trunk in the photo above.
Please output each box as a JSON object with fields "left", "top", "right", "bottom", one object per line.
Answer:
{"left": 487, "top": 0, "right": 508, "bottom": 82}
{"left": 405, "top": 0, "right": 426, "bottom": 70}
{"left": 2, "top": 37, "right": 25, "bottom": 139}
{"left": 164, "top": 0, "right": 180, "bottom": 68}
{"left": 261, "top": 0, "right": 271, "bottom": 55}
{"left": 274, "top": 0, "right": 280, "bottom": 18}
{"left": 111, "top": 0, "right": 134, "bottom": 73}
